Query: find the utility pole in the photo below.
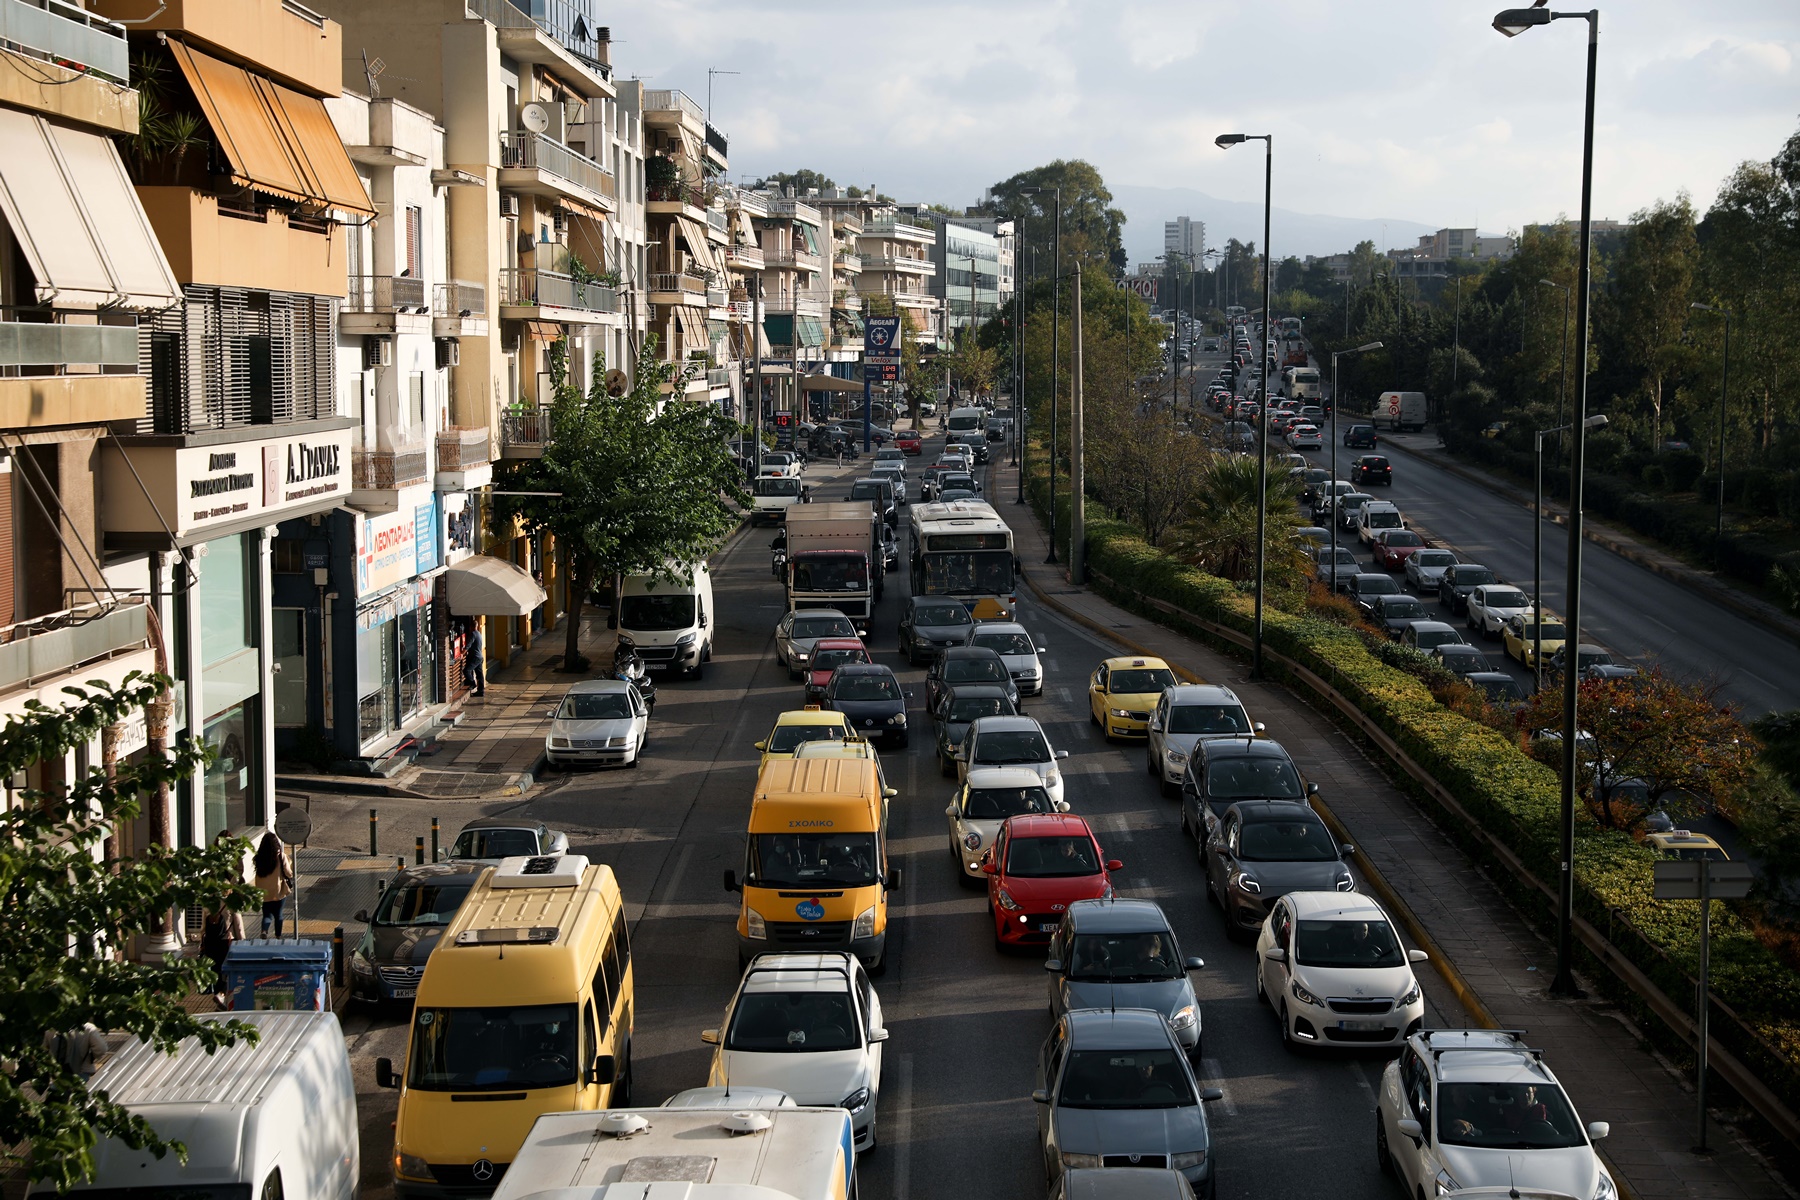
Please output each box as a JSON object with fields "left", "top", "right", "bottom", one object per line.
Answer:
{"left": 1021, "top": 185, "right": 1061, "bottom": 562}
{"left": 1070, "top": 269, "right": 1085, "bottom": 585}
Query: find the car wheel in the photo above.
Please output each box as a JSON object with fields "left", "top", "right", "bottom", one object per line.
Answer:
{"left": 1146, "top": 749, "right": 1159, "bottom": 777}
{"left": 1255, "top": 967, "right": 1268, "bottom": 1005}
{"left": 1088, "top": 703, "right": 1099, "bottom": 726}
{"left": 1375, "top": 1109, "right": 1396, "bottom": 1178}
{"left": 689, "top": 660, "right": 705, "bottom": 682}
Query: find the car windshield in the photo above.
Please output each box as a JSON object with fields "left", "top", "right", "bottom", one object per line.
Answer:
{"left": 1066, "top": 932, "right": 1182, "bottom": 982}
{"left": 964, "top": 785, "right": 1051, "bottom": 819}
{"left": 1206, "top": 757, "right": 1303, "bottom": 798}
{"left": 1238, "top": 818, "right": 1339, "bottom": 862}
{"left": 1415, "top": 629, "right": 1462, "bottom": 650}
{"left": 1414, "top": 550, "right": 1457, "bottom": 567}
{"left": 621, "top": 594, "right": 695, "bottom": 631}
{"left": 747, "top": 832, "right": 879, "bottom": 888}
{"left": 916, "top": 604, "right": 972, "bottom": 628}
{"left": 949, "top": 696, "right": 1011, "bottom": 723}
{"left": 406, "top": 1003, "right": 578, "bottom": 1091}
{"left": 373, "top": 879, "right": 474, "bottom": 928}
{"left": 833, "top": 675, "right": 900, "bottom": 702}
{"left": 558, "top": 692, "right": 633, "bottom": 720}
{"left": 724, "top": 991, "right": 860, "bottom": 1054}
{"left": 1484, "top": 589, "right": 1529, "bottom": 608}
{"left": 1341, "top": 495, "right": 1370, "bottom": 510}
{"left": 1366, "top": 511, "right": 1401, "bottom": 529}
{"left": 1058, "top": 1048, "right": 1196, "bottom": 1109}
{"left": 1294, "top": 917, "right": 1404, "bottom": 967}
{"left": 793, "top": 615, "right": 857, "bottom": 639}
{"left": 449, "top": 829, "right": 537, "bottom": 859}
{"left": 849, "top": 482, "right": 888, "bottom": 503}
{"left": 1453, "top": 568, "right": 1495, "bottom": 587}
{"left": 1168, "top": 704, "right": 1250, "bottom": 735}
{"left": 1005, "top": 835, "right": 1099, "bottom": 877}
{"left": 1435, "top": 1081, "right": 1588, "bottom": 1150}
{"left": 811, "top": 648, "right": 868, "bottom": 674}
{"left": 1381, "top": 598, "right": 1426, "bottom": 619}
{"left": 974, "top": 730, "right": 1051, "bottom": 765}
{"left": 766, "top": 724, "right": 845, "bottom": 753}
{"left": 756, "top": 478, "right": 802, "bottom": 497}
{"left": 1382, "top": 531, "right": 1424, "bottom": 548}
{"left": 792, "top": 559, "right": 868, "bottom": 592}
{"left": 1360, "top": 577, "right": 1401, "bottom": 596}
{"left": 1521, "top": 622, "right": 1568, "bottom": 640}
{"left": 1109, "top": 668, "right": 1178, "bottom": 693}
{"left": 973, "top": 632, "right": 1034, "bottom": 656}
{"left": 1323, "top": 547, "right": 1359, "bottom": 565}
{"left": 946, "top": 657, "right": 1008, "bottom": 684}
{"left": 1476, "top": 676, "right": 1526, "bottom": 701}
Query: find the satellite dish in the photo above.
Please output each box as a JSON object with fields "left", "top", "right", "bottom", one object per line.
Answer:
{"left": 604, "top": 369, "right": 629, "bottom": 397}
{"left": 520, "top": 103, "right": 550, "bottom": 134}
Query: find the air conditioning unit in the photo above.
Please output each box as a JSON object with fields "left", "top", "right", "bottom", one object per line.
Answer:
{"left": 435, "top": 338, "right": 459, "bottom": 369}
{"left": 498, "top": 193, "right": 519, "bottom": 219}
{"left": 362, "top": 336, "right": 393, "bottom": 369}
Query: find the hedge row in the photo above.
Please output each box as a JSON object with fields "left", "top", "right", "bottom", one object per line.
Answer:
{"left": 1022, "top": 465, "right": 1800, "bottom": 1112}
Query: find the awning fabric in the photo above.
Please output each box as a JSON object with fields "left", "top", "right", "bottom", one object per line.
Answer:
{"left": 801, "top": 375, "right": 863, "bottom": 394}
{"left": 797, "top": 316, "right": 826, "bottom": 347}
{"left": 675, "top": 215, "right": 717, "bottom": 272}
{"left": 446, "top": 556, "right": 547, "bottom": 617}
{"left": 673, "top": 306, "right": 708, "bottom": 353}
{"left": 763, "top": 312, "right": 795, "bottom": 348}
{"left": 168, "top": 40, "right": 374, "bottom": 215}
{"left": 0, "top": 110, "right": 180, "bottom": 310}
{"left": 525, "top": 319, "right": 562, "bottom": 340}
{"left": 903, "top": 308, "right": 929, "bottom": 332}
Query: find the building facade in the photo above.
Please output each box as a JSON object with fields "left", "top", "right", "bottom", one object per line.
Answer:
{"left": 1165, "top": 216, "right": 1204, "bottom": 260}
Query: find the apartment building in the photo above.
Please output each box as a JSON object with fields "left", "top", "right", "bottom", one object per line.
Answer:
{"left": 1165, "top": 216, "right": 1204, "bottom": 260}
{"left": 719, "top": 184, "right": 770, "bottom": 419}
{"left": 857, "top": 211, "right": 940, "bottom": 345}
{"left": 933, "top": 219, "right": 1001, "bottom": 339}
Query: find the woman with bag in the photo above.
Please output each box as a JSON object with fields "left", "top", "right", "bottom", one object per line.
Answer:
{"left": 202, "top": 900, "right": 246, "bottom": 1008}
{"left": 253, "top": 831, "right": 294, "bottom": 937}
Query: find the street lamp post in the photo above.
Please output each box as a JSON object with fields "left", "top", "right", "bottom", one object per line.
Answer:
{"left": 1494, "top": 1, "right": 1601, "bottom": 1000}
{"left": 1022, "top": 185, "right": 1061, "bottom": 562}
{"left": 1330, "top": 342, "right": 1384, "bottom": 591}
{"left": 1540, "top": 278, "right": 1572, "bottom": 436}
{"left": 1017, "top": 242, "right": 1033, "bottom": 505}
{"left": 1690, "top": 302, "right": 1734, "bottom": 559}
{"left": 1534, "top": 415, "right": 1608, "bottom": 691}
{"left": 1216, "top": 130, "right": 1273, "bottom": 678}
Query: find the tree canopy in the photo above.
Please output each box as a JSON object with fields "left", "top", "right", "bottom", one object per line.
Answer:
{"left": 982, "top": 160, "right": 1129, "bottom": 277}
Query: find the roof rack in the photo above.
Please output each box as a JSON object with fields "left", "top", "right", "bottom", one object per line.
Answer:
{"left": 1420, "top": 1028, "right": 1544, "bottom": 1062}
{"left": 744, "top": 956, "right": 852, "bottom": 984}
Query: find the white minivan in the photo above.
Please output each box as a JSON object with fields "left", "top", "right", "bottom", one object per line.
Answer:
{"left": 946, "top": 405, "right": 986, "bottom": 438}
{"left": 617, "top": 560, "right": 715, "bottom": 678}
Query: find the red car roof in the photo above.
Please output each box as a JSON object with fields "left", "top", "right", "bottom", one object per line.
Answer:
{"left": 812, "top": 637, "right": 866, "bottom": 652}
{"left": 1002, "top": 813, "right": 1094, "bottom": 838}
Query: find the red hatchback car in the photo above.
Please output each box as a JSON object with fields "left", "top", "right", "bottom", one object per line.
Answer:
{"left": 980, "top": 813, "right": 1121, "bottom": 950}
{"left": 1372, "top": 528, "right": 1430, "bottom": 570}
{"left": 895, "top": 431, "right": 922, "bottom": 455}
{"left": 804, "top": 637, "right": 871, "bottom": 704}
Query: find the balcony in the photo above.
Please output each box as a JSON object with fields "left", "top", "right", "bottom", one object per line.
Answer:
{"left": 500, "top": 404, "right": 553, "bottom": 458}
{"left": 863, "top": 217, "right": 935, "bottom": 242}
{"left": 498, "top": 268, "right": 618, "bottom": 322}
{"left": 436, "top": 425, "right": 493, "bottom": 491}
{"left": 832, "top": 290, "right": 862, "bottom": 312}
{"left": 465, "top": 0, "right": 613, "bottom": 92}
{"left": 647, "top": 179, "right": 710, "bottom": 219}
{"left": 499, "top": 131, "right": 617, "bottom": 211}
{"left": 351, "top": 444, "right": 430, "bottom": 511}
{"left": 0, "top": 318, "right": 144, "bottom": 429}
{"left": 867, "top": 252, "right": 935, "bottom": 275}
{"left": 704, "top": 122, "right": 729, "bottom": 168}
{"left": 766, "top": 247, "right": 823, "bottom": 273}
{"left": 135, "top": 187, "right": 342, "bottom": 297}
{"left": 433, "top": 280, "right": 489, "bottom": 338}
{"left": 0, "top": 0, "right": 128, "bottom": 84}
{"left": 89, "top": 0, "right": 340, "bottom": 97}
{"left": 0, "top": 600, "right": 153, "bottom": 709}
{"left": 707, "top": 208, "right": 728, "bottom": 235}
{"left": 643, "top": 88, "right": 703, "bottom": 123}
{"left": 724, "top": 244, "right": 765, "bottom": 271}
{"left": 835, "top": 250, "right": 863, "bottom": 272}
{"left": 648, "top": 272, "right": 709, "bottom": 306}
{"left": 707, "top": 366, "right": 732, "bottom": 388}
{"left": 342, "top": 274, "right": 431, "bottom": 335}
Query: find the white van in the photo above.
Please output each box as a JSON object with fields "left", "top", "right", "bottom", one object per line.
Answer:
{"left": 56, "top": 1011, "right": 357, "bottom": 1200}
{"left": 945, "top": 405, "right": 986, "bottom": 437}
{"left": 617, "top": 560, "right": 714, "bottom": 678}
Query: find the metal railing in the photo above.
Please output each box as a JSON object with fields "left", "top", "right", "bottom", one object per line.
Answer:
{"left": 499, "top": 131, "right": 617, "bottom": 201}
{"left": 765, "top": 248, "right": 822, "bottom": 271}
{"left": 433, "top": 280, "right": 487, "bottom": 318}
{"left": 498, "top": 269, "right": 617, "bottom": 313}
{"left": 724, "top": 245, "right": 765, "bottom": 270}
{"left": 346, "top": 274, "right": 427, "bottom": 313}
{"left": 435, "top": 426, "right": 491, "bottom": 471}
{"left": 832, "top": 290, "right": 863, "bottom": 310}
{"left": 0, "top": 599, "right": 148, "bottom": 693}
{"left": 351, "top": 446, "right": 430, "bottom": 490}
{"left": 0, "top": 319, "right": 137, "bottom": 373}
{"left": 834, "top": 251, "right": 863, "bottom": 272}
{"left": 0, "top": 0, "right": 128, "bottom": 83}
{"left": 868, "top": 252, "right": 934, "bottom": 272}
{"left": 863, "top": 218, "right": 935, "bottom": 240}
{"left": 647, "top": 180, "right": 709, "bottom": 209}
{"left": 707, "top": 208, "right": 728, "bottom": 232}
{"left": 706, "top": 287, "right": 729, "bottom": 308}
{"left": 643, "top": 88, "right": 703, "bottom": 121}
{"left": 500, "top": 404, "right": 553, "bottom": 450}
{"left": 648, "top": 272, "right": 708, "bottom": 295}
{"left": 465, "top": 0, "right": 611, "bottom": 77}
{"left": 706, "top": 366, "right": 731, "bottom": 387}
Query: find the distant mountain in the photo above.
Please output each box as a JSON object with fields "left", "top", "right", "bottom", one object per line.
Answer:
{"left": 1110, "top": 182, "right": 1441, "bottom": 265}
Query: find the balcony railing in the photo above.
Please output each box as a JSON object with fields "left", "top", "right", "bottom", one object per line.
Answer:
{"left": 436, "top": 426, "right": 491, "bottom": 471}
{"left": 347, "top": 274, "right": 428, "bottom": 313}
{"left": 499, "top": 268, "right": 618, "bottom": 313}
{"left": 0, "top": 319, "right": 137, "bottom": 374}
{"left": 433, "top": 280, "right": 487, "bottom": 317}
{"left": 0, "top": 0, "right": 128, "bottom": 84}
{"left": 705, "top": 123, "right": 729, "bottom": 161}
{"left": 834, "top": 251, "right": 862, "bottom": 271}
{"left": 766, "top": 248, "right": 822, "bottom": 272}
{"left": 465, "top": 0, "right": 611, "bottom": 77}
{"left": 706, "top": 366, "right": 731, "bottom": 388}
{"left": 352, "top": 445, "right": 430, "bottom": 490}
{"left": 832, "top": 290, "right": 863, "bottom": 311}
{"left": 643, "top": 88, "right": 703, "bottom": 121}
{"left": 724, "top": 245, "right": 765, "bottom": 270}
{"left": 707, "top": 208, "right": 728, "bottom": 233}
{"left": 647, "top": 180, "right": 709, "bottom": 209}
{"left": 648, "top": 272, "right": 708, "bottom": 295}
{"left": 863, "top": 218, "right": 935, "bottom": 240}
{"left": 499, "top": 131, "right": 617, "bottom": 200}
{"left": 501, "top": 404, "right": 553, "bottom": 451}
{"left": 0, "top": 600, "right": 148, "bottom": 694}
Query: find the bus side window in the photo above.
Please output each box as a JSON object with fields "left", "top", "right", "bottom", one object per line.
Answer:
{"left": 610, "top": 908, "right": 631, "bottom": 976}
{"left": 581, "top": 998, "right": 597, "bottom": 1081}
{"left": 592, "top": 956, "right": 613, "bottom": 1038}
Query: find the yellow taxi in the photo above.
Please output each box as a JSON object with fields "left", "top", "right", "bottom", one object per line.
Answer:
{"left": 1501, "top": 612, "right": 1568, "bottom": 668}
{"left": 1087, "top": 655, "right": 1180, "bottom": 742}
{"left": 753, "top": 708, "right": 853, "bottom": 769}
{"left": 1646, "top": 830, "right": 1730, "bottom": 862}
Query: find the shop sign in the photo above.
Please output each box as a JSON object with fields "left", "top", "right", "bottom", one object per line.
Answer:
{"left": 357, "top": 508, "right": 417, "bottom": 597}
{"left": 103, "top": 429, "right": 354, "bottom": 538}
{"left": 414, "top": 497, "right": 440, "bottom": 575}
{"left": 442, "top": 493, "right": 476, "bottom": 565}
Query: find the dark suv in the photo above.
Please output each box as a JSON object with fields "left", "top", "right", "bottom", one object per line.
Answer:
{"left": 1178, "top": 737, "right": 1316, "bottom": 843}
{"left": 1438, "top": 562, "right": 1497, "bottom": 615}
{"left": 1351, "top": 454, "right": 1393, "bottom": 485}
{"left": 1343, "top": 424, "right": 1379, "bottom": 449}
{"left": 822, "top": 662, "right": 909, "bottom": 747}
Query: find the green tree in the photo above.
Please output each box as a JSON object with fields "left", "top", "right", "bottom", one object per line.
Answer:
{"left": 1165, "top": 453, "right": 1308, "bottom": 586}
{"left": 982, "top": 160, "right": 1129, "bottom": 276}
{"left": 753, "top": 168, "right": 836, "bottom": 194}
{"left": 494, "top": 340, "right": 750, "bottom": 670}
{"left": 1608, "top": 196, "right": 1700, "bottom": 445}
{"left": 2, "top": 676, "right": 259, "bottom": 1190}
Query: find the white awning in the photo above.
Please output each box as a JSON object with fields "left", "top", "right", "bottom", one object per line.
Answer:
{"left": 445, "top": 556, "right": 547, "bottom": 617}
{"left": 0, "top": 109, "right": 181, "bottom": 310}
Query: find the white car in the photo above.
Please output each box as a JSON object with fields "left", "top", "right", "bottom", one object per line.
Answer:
{"left": 759, "top": 451, "right": 802, "bottom": 479}
{"left": 1145, "top": 684, "right": 1262, "bottom": 793}
{"left": 869, "top": 461, "right": 907, "bottom": 505}
{"left": 956, "top": 714, "right": 1070, "bottom": 808}
{"left": 944, "top": 765, "right": 1068, "bottom": 883}
{"left": 1254, "top": 891, "right": 1427, "bottom": 1051}
{"left": 1465, "top": 584, "right": 1533, "bottom": 639}
{"left": 963, "top": 621, "right": 1046, "bottom": 696}
{"left": 1376, "top": 1029, "right": 1616, "bottom": 1200}
{"left": 702, "top": 952, "right": 887, "bottom": 1152}
{"left": 1286, "top": 424, "right": 1323, "bottom": 451}
{"left": 543, "top": 679, "right": 648, "bottom": 768}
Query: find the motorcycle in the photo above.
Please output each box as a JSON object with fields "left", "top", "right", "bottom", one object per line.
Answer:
{"left": 612, "top": 644, "right": 658, "bottom": 713}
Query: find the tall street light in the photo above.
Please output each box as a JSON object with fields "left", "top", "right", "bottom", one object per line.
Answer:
{"left": 1494, "top": 0, "right": 1600, "bottom": 1000}
{"left": 1330, "top": 342, "right": 1384, "bottom": 591}
{"left": 1534, "top": 414, "right": 1608, "bottom": 691}
{"left": 1016, "top": 242, "right": 1034, "bottom": 505}
{"left": 1690, "top": 302, "right": 1734, "bottom": 559}
{"left": 1539, "top": 278, "right": 1572, "bottom": 436}
{"left": 1022, "top": 185, "right": 1061, "bottom": 562}
{"left": 1216, "top": 131, "right": 1273, "bottom": 678}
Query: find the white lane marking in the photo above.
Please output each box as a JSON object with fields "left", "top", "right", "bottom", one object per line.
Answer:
{"left": 1347, "top": 1059, "right": 1377, "bottom": 1108}
{"left": 1045, "top": 657, "right": 1061, "bottom": 672}
{"left": 650, "top": 843, "right": 694, "bottom": 920}
{"left": 1198, "top": 1058, "right": 1238, "bottom": 1117}
{"left": 890, "top": 1053, "right": 914, "bottom": 1198}
{"left": 1058, "top": 686, "right": 1072, "bottom": 704}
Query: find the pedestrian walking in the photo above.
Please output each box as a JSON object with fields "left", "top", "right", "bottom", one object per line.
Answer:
{"left": 253, "top": 831, "right": 294, "bottom": 937}
{"left": 201, "top": 898, "right": 246, "bottom": 1008}
{"left": 465, "top": 619, "right": 487, "bottom": 696}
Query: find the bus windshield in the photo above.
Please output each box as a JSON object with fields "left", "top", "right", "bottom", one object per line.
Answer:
{"left": 921, "top": 550, "right": 1014, "bottom": 596}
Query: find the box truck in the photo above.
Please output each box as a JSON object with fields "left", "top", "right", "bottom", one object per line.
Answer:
{"left": 786, "top": 502, "right": 882, "bottom": 634}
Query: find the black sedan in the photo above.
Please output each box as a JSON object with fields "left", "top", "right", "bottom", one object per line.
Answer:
{"left": 1202, "top": 800, "right": 1354, "bottom": 941}
{"left": 349, "top": 860, "right": 485, "bottom": 1004}
{"left": 1432, "top": 643, "right": 1494, "bottom": 677}
{"left": 1343, "top": 424, "right": 1379, "bottom": 448}
{"left": 1371, "top": 593, "right": 1429, "bottom": 639}
{"left": 822, "top": 662, "right": 910, "bottom": 747}
{"left": 926, "top": 646, "right": 1020, "bottom": 711}
{"left": 931, "top": 682, "right": 1018, "bottom": 776}
{"left": 1437, "top": 563, "right": 1497, "bottom": 615}
{"left": 1351, "top": 454, "right": 1393, "bottom": 486}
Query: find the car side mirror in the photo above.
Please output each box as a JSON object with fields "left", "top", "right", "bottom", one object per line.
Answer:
{"left": 587, "top": 1055, "right": 616, "bottom": 1087}
{"left": 980, "top": 859, "right": 997, "bottom": 876}
{"left": 1104, "top": 859, "right": 1123, "bottom": 872}
{"left": 1253, "top": 722, "right": 1266, "bottom": 735}
{"left": 1341, "top": 843, "right": 1357, "bottom": 857}
{"left": 868, "top": 1027, "right": 890, "bottom": 1043}
{"left": 1586, "top": 1121, "right": 1609, "bottom": 1141}
{"left": 1053, "top": 799, "right": 1070, "bottom": 812}
{"left": 1043, "top": 958, "right": 1062, "bottom": 973}
{"left": 883, "top": 787, "right": 897, "bottom": 798}
{"left": 886, "top": 867, "right": 903, "bottom": 891}
{"left": 1408, "top": 949, "right": 1430, "bottom": 963}
{"left": 700, "top": 1029, "right": 720, "bottom": 1045}
{"left": 354, "top": 909, "right": 371, "bottom": 924}
{"left": 754, "top": 740, "right": 768, "bottom": 752}
{"left": 1396, "top": 1117, "right": 1423, "bottom": 1142}
{"left": 1200, "top": 1088, "right": 1224, "bottom": 1103}
{"left": 1056, "top": 749, "right": 1069, "bottom": 759}
{"left": 1306, "top": 782, "right": 1320, "bottom": 796}
{"left": 1264, "top": 947, "right": 1287, "bottom": 963}
{"left": 1031, "top": 1088, "right": 1050, "bottom": 1105}
{"left": 723, "top": 869, "right": 740, "bottom": 893}
{"left": 375, "top": 1057, "right": 399, "bottom": 1089}
{"left": 1184, "top": 957, "right": 1205, "bottom": 971}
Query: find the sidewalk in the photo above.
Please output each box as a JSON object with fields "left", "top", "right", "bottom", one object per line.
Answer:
{"left": 994, "top": 458, "right": 1792, "bottom": 1200}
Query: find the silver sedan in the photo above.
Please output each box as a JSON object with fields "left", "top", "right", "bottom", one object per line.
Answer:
{"left": 773, "top": 609, "right": 859, "bottom": 678}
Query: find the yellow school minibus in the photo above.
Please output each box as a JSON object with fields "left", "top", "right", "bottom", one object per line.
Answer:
{"left": 376, "top": 854, "right": 632, "bottom": 1199}
{"left": 725, "top": 755, "right": 901, "bottom": 974}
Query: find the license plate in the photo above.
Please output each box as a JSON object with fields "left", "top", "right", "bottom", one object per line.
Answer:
{"left": 391, "top": 988, "right": 416, "bottom": 1000}
{"left": 1039, "top": 922, "right": 1059, "bottom": 932}
{"left": 1338, "top": 1019, "right": 1384, "bottom": 1032}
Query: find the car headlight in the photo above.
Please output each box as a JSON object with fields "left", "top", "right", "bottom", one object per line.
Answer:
{"left": 616, "top": 635, "right": 635, "bottom": 648}
{"left": 1045, "top": 769, "right": 1060, "bottom": 787}
{"left": 549, "top": 736, "right": 571, "bottom": 748}
{"left": 1021, "top": 667, "right": 1040, "bottom": 678}
{"left": 351, "top": 956, "right": 375, "bottom": 976}
{"left": 996, "top": 889, "right": 1021, "bottom": 912}
{"left": 676, "top": 631, "right": 698, "bottom": 646}
{"left": 1166, "top": 748, "right": 1188, "bottom": 763}
{"left": 1291, "top": 978, "right": 1322, "bottom": 1007}
{"left": 1235, "top": 873, "right": 1261, "bottom": 894}
{"left": 1398, "top": 979, "right": 1421, "bottom": 1007}
{"left": 745, "top": 908, "right": 766, "bottom": 940}
{"left": 792, "top": 651, "right": 809, "bottom": 663}
{"left": 1337, "top": 873, "right": 1355, "bottom": 892}
{"left": 1169, "top": 1004, "right": 1197, "bottom": 1031}
{"left": 395, "top": 1152, "right": 432, "bottom": 1182}
{"left": 1060, "top": 1152, "right": 1102, "bottom": 1170}
{"left": 840, "top": 1087, "right": 871, "bottom": 1114}
{"left": 852, "top": 906, "right": 876, "bottom": 940}
{"left": 1594, "top": 1172, "right": 1617, "bottom": 1200}
{"left": 963, "top": 831, "right": 982, "bottom": 850}
{"left": 1109, "top": 707, "right": 1133, "bottom": 718}
{"left": 888, "top": 713, "right": 906, "bottom": 725}
{"left": 1170, "top": 1150, "right": 1208, "bottom": 1170}
{"left": 913, "top": 633, "right": 933, "bottom": 646}
{"left": 1435, "top": 1169, "right": 1461, "bottom": 1197}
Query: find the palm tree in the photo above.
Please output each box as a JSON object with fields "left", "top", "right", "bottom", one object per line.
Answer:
{"left": 1165, "top": 452, "right": 1309, "bottom": 586}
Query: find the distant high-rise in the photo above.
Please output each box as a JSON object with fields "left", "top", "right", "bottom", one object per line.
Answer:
{"left": 1164, "top": 216, "right": 1204, "bottom": 260}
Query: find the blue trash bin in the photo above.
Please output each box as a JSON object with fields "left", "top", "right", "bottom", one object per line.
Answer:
{"left": 222, "top": 938, "right": 332, "bottom": 1011}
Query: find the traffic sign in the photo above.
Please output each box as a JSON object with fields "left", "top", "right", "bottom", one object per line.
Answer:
{"left": 1652, "top": 860, "right": 1752, "bottom": 900}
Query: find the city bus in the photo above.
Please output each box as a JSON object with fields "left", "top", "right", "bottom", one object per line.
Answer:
{"left": 908, "top": 499, "right": 1017, "bottom": 620}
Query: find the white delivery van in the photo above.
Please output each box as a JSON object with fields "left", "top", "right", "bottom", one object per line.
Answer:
{"left": 1378, "top": 390, "right": 1428, "bottom": 432}
{"left": 945, "top": 405, "right": 986, "bottom": 438}
{"left": 494, "top": 1107, "right": 858, "bottom": 1200}
{"left": 617, "top": 560, "right": 714, "bottom": 679}
{"left": 55, "top": 1011, "right": 358, "bottom": 1200}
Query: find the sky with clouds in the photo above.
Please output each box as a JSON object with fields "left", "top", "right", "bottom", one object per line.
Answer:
{"left": 612, "top": 0, "right": 1797, "bottom": 259}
